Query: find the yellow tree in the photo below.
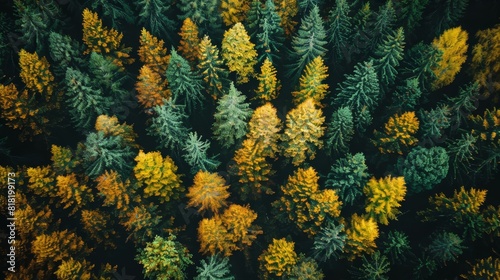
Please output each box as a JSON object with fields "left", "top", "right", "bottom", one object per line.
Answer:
{"left": 82, "top": 8, "right": 133, "bottom": 67}
{"left": 259, "top": 238, "right": 298, "bottom": 278}
{"left": 220, "top": 0, "right": 251, "bottom": 26}
{"left": 27, "top": 166, "right": 58, "bottom": 199}
{"left": 95, "top": 115, "right": 138, "bottom": 148}
{"left": 135, "top": 65, "right": 170, "bottom": 108}
{"left": 292, "top": 56, "right": 329, "bottom": 105}
{"left": 186, "top": 170, "right": 230, "bottom": 214}
{"left": 222, "top": 22, "right": 258, "bottom": 84}
{"left": 198, "top": 217, "right": 235, "bottom": 256}
{"left": 275, "top": 0, "right": 299, "bottom": 37}
{"left": 138, "top": 28, "right": 170, "bottom": 75}
{"left": 56, "top": 173, "right": 94, "bottom": 215}
{"left": 55, "top": 258, "right": 94, "bottom": 280}
{"left": 345, "top": 213, "right": 379, "bottom": 260}
{"left": 197, "top": 35, "right": 229, "bottom": 99}
{"left": 220, "top": 204, "right": 262, "bottom": 249}
{"left": 282, "top": 98, "right": 325, "bottom": 166}
{"left": 80, "top": 209, "right": 116, "bottom": 248}
{"left": 364, "top": 176, "right": 407, "bottom": 225}
{"left": 373, "top": 111, "right": 419, "bottom": 155}
{"left": 95, "top": 170, "right": 136, "bottom": 212}
{"left": 255, "top": 58, "right": 281, "bottom": 102}
{"left": 431, "top": 26, "right": 468, "bottom": 90}
{"left": 178, "top": 18, "right": 201, "bottom": 62}
{"left": 19, "top": 49, "right": 55, "bottom": 101}
{"left": 471, "top": 24, "right": 500, "bottom": 98}
{"left": 51, "top": 145, "right": 79, "bottom": 174}
{"left": 247, "top": 103, "right": 282, "bottom": 158}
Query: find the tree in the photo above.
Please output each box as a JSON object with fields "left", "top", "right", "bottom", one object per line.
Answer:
{"left": 178, "top": 18, "right": 201, "bottom": 62}
{"left": 282, "top": 98, "right": 325, "bottom": 166}
{"left": 51, "top": 145, "right": 79, "bottom": 175}
{"left": 254, "top": 0, "right": 285, "bottom": 63}
{"left": 133, "top": 150, "right": 184, "bottom": 203}
{"left": 221, "top": 22, "right": 258, "bottom": 84}
{"left": 426, "top": 0, "right": 468, "bottom": 36}
{"left": 325, "top": 153, "right": 370, "bottom": 205}
{"left": 259, "top": 238, "right": 298, "bottom": 278}
{"left": 275, "top": 0, "right": 299, "bottom": 37}
{"left": 90, "top": 0, "right": 134, "bottom": 29}
{"left": 431, "top": 26, "right": 468, "bottom": 90}
{"left": 418, "top": 105, "right": 451, "bottom": 142}
{"left": 96, "top": 114, "right": 137, "bottom": 147}
{"left": 135, "top": 234, "right": 193, "bottom": 280}
{"left": 255, "top": 58, "right": 281, "bottom": 102}
{"left": 345, "top": 213, "right": 379, "bottom": 260}
{"left": 366, "top": 0, "right": 397, "bottom": 52}
{"left": 177, "top": 0, "right": 223, "bottom": 37}
{"left": 55, "top": 173, "right": 94, "bottom": 215}
{"left": 13, "top": 1, "right": 52, "bottom": 53}
{"left": 382, "top": 231, "right": 412, "bottom": 264}
{"left": 220, "top": 204, "right": 262, "bottom": 250}
{"left": 349, "top": 251, "right": 390, "bottom": 280}
{"left": 445, "top": 82, "right": 480, "bottom": 128}
{"left": 447, "top": 132, "right": 479, "bottom": 184}
{"left": 187, "top": 171, "right": 230, "bottom": 214}
{"left": 372, "top": 27, "right": 405, "bottom": 87}
{"left": 220, "top": 0, "right": 250, "bottom": 26}
{"left": 138, "top": 28, "right": 170, "bottom": 75}
{"left": 27, "top": 166, "right": 57, "bottom": 199}
{"left": 391, "top": 78, "right": 422, "bottom": 111}
{"left": 325, "top": 107, "right": 354, "bottom": 155}
{"left": 95, "top": 170, "right": 136, "bottom": 212}
{"left": 312, "top": 221, "right": 346, "bottom": 262}
{"left": 136, "top": 65, "right": 170, "bottom": 108}
{"left": 213, "top": 82, "right": 253, "bottom": 148}
{"left": 198, "top": 217, "right": 235, "bottom": 256}
{"left": 292, "top": 56, "right": 329, "bottom": 105}
{"left": 88, "top": 52, "right": 129, "bottom": 104}
{"left": 136, "top": 0, "right": 176, "bottom": 42}
{"left": 195, "top": 254, "right": 235, "bottom": 280}
{"left": 55, "top": 258, "right": 94, "bottom": 280}
{"left": 81, "top": 8, "right": 133, "bottom": 67}
{"left": 48, "top": 32, "right": 84, "bottom": 78}
{"left": 18, "top": 49, "right": 55, "bottom": 100}
{"left": 401, "top": 42, "right": 442, "bottom": 93}
{"left": 471, "top": 24, "right": 500, "bottom": 98}
{"left": 147, "top": 100, "right": 190, "bottom": 151}
{"left": 397, "top": 0, "right": 429, "bottom": 33}
{"left": 182, "top": 132, "right": 220, "bottom": 174}
{"left": 247, "top": 103, "right": 283, "bottom": 158}
{"left": 166, "top": 49, "right": 205, "bottom": 112}
{"left": 427, "top": 231, "right": 466, "bottom": 265}
{"left": 462, "top": 257, "right": 500, "bottom": 280}
{"left": 286, "top": 5, "right": 327, "bottom": 83}
{"left": 80, "top": 209, "right": 116, "bottom": 248}
{"left": 289, "top": 256, "right": 324, "bottom": 280}
{"left": 327, "top": 0, "right": 353, "bottom": 63}
{"left": 373, "top": 111, "right": 419, "bottom": 155}
{"left": 198, "top": 35, "right": 230, "bottom": 99}
{"left": 121, "top": 203, "right": 163, "bottom": 245}
{"left": 402, "top": 146, "right": 449, "bottom": 194}
{"left": 363, "top": 176, "right": 406, "bottom": 225}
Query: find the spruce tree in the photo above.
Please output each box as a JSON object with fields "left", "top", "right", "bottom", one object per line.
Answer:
{"left": 397, "top": 0, "right": 429, "bottom": 33}
{"left": 245, "top": 0, "right": 263, "bottom": 39}
{"left": 372, "top": 27, "right": 405, "bottom": 87}
{"left": 90, "top": 0, "right": 134, "bottom": 28}
{"left": 401, "top": 42, "right": 442, "bottom": 94}
{"left": 418, "top": 105, "right": 451, "bottom": 142}
{"left": 426, "top": 0, "right": 468, "bottom": 36}
{"left": 367, "top": 0, "right": 397, "bottom": 53}
{"left": 255, "top": 0, "right": 285, "bottom": 63}
{"left": 327, "top": 0, "right": 353, "bottom": 64}
{"left": 136, "top": 0, "right": 176, "bottom": 42}
{"left": 48, "top": 32, "right": 84, "bottom": 78}
{"left": 147, "top": 100, "right": 190, "bottom": 151}
{"left": 197, "top": 35, "right": 230, "bottom": 100}
{"left": 177, "top": 0, "right": 223, "bottom": 38}
{"left": 182, "top": 131, "right": 220, "bottom": 174}
{"left": 326, "top": 107, "right": 354, "bottom": 155}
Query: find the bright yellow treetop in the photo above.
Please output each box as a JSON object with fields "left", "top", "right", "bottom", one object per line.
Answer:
{"left": 31, "top": 230, "right": 92, "bottom": 265}
{"left": 56, "top": 173, "right": 94, "bottom": 215}
{"left": 255, "top": 58, "right": 281, "bottom": 102}
{"left": 259, "top": 238, "right": 298, "bottom": 277}
{"left": 138, "top": 28, "right": 170, "bottom": 74}
{"left": 51, "top": 145, "right": 79, "bottom": 174}
{"left": 134, "top": 150, "right": 184, "bottom": 203}
{"left": 430, "top": 186, "right": 487, "bottom": 215}
{"left": 221, "top": 204, "right": 262, "bottom": 247}
{"left": 432, "top": 26, "right": 468, "bottom": 90}
{"left": 472, "top": 24, "right": 500, "bottom": 98}
{"left": 186, "top": 170, "right": 230, "bottom": 214}
{"left": 95, "top": 115, "right": 138, "bottom": 147}
{"left": 198, "top": 217, "right": 235, "bottom": 256}
{"left": 220, "top": 0, "right": 251, "bottom": 26}
{"left": 95, "top": 170, "right": 135, "bottom": 212}
{"left": 27, "top": 165, "right": 57, "bottom": 198}
{"left": 292, "top": 56, "right": 329, "bottom": 105}
{"left": 247, "top": 103, "right": 283, "bottom": 158}
{"left": 136, "top": 65, "right": 170, "bottom": 108}
{"left": 374, "top": 111, "right": 419, "bottom": 155}
{"left": 222, "top": 22, "right": 258, "bottom": 84}
{"left": 345, "top": 213, "right": 379, "bottom": 260}
{"left": 178, "top": 18, "right": 201, "bottom": 62}
{"left": 18, "top": 49, "right": 55, "bottom": 100}
{"left": 363, "top": 176, "right": 407, "bottom": 225}
{"left": 55, "top": 258, "right": 94, "bottom": 280}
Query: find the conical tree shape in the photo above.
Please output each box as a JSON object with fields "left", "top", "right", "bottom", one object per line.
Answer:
{"left": 178, "top": 18, "right": 201, "bottom": 62}
{"left": 255, "top": 58, "right": 280, "bottom": 102}
{"left": 135, "top": 65, "right": 170, "bottom": 108}
{"left": 364, "top": 176, "right": 407, "bottom": 225}
{"left": 327, "top": 0, "right": 353, "bottom": 63}
{"left": 471, "top": 24, "right": 500, "bottom": 98}
{"left": 222, "top": 22, "right": 258, "bottom": 84}
{"left": 247, "top": 103, "right": 283, "bottom": 158}
{"left": 292, "top": 56, "right": 329, "bottom": 105}
{"left": 372, "top": 27, "right": 405, "bottom": 87}
{"left": 138, "top": 28, "right": 170, "bottom": 75}
{"left": 275, "top": 0, "right": 299, "bottom": 37}
{"left": 198, "top": 35, "right": 230, "bottom": 99}
{"left": 187, "top": 171, "right": 230, "bottom": 214}
{"left": 220, "top": 0, "right": 251, "bottom": 26}
{"left": 136, "top": 0, "right": 176, "bottom": 42}
{"left": 325, "top": 107, "right": 354, "bottom": 155}
{"left": 255, "top": 0, "right": 285, "bottom": 63}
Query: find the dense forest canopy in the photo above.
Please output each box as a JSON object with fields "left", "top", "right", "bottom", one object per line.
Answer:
{"left": 1, "top": 0, "right": 500, "bottom": 279}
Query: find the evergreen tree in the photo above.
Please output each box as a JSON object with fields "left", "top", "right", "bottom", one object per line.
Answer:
{"left": 462, "top": 257, "right": 500, "bottom": 280}
{"left": 325, "top": 153, "right": 369, "bottom": 205}
{"left": 182, "top": 131, "right": 220, "bottom": 174}
{"left": 247, "top": 103, "right": 283, "bottom": 158}
{"left": 292, "top": 56, "right": 329, "bottom": 105}
{"left": 220, "top": 0, "right": 251, "bottom": 26}
{"left": 136, "top": 0, "right": 176, "bottom": 42}
{"left": 427, "top": 231, "right": 466, "bottom": 265}
{"left": 197, "top": 35, "right": 230, "bottom": 99}
{"left": 137, "top": 28, "right": 170, "bottom": 75}
{"left": 402, "top": 146, "right": 449, "bottom": 194}
{"left": 325, "top": 107, "right": 354, "bottom": 155}
{"left": 255, "top": 0, "right": 285, "bottom": 63}
{"left": 445, "top": 82, "right": 480, "bottom": 127}
{"left": 372, "top": 27, "right": 405, "bottom": 87}
{"left": 287, "top": 5, "right": 327, "bottom": 83}
{"left": 147, "top": 100, "right": 190, "bottom": 151}
{"left": 187, "top": 171, "right": 230, "bottom": 214}
{"left": 195, "top": 255, "right": 235, "bottom": 280}
{"left": 90, "top": 0, "right": 134, "bottom": 28}
{"left": 213, "top": 82, "right": 253, "bottom": 149}
{"left": 312, "top": 222, "right": 346, "bottom": 262}
{"left": 391, "top": 78, "right": 422, "bottom": 111}
{"left": 245, "top": 0, "right": 263, "bottom": 39}
{"left": 48, "top": 32, "right": 84, "bottom": 77}
{"left": 471, "top": 24, "right": 500, "bottom": 98}
{"left": 401, "top": 42, "right": 442, "bottom": 94}
{"left": 418, "top": 105, "right": 451, "bottom": 142}
{"left": 327, "top": 0, "right": 353, "bottom": 64}
{"left": 259, "top": 238, "right": 298, "bottom": 278}
{"left": 166, "top": 49, "right": 205, "bottom": 113}
{"left": 255, "top": 58, "right": 281, "bottom": 102}
{"left": 349, "top": 251, "right": 390, "bottom": 280}
{"left": 367, "top": 0, "right": 397, "bottom": 52}
{"left": 397, "top": 0, "right": 429, "bottom": 33}
{"left": 426, "top": 0, "right": 468, "bottom": 36}
{"left": 88, "top": 52, "right": 129, "bottom": 104}
{"left": 178, "top": 18, "right": 201, "bottom": 62}
{"left": 221, "top": 22, "right": 258, "bottom": 84}
{"left": 298, "top": 0, "right": 323, "bottom": 15}
{"left": 135, "top": 65, "right": 170, "bottom": 108}
{"left": 289, "top": 256, "right": 325, "bottom": 279}
{"left": 177, "top": 0, "right": 223, "bottom": 37}
{"left": 382, "top": 231, "right": 412, "bottom": 264}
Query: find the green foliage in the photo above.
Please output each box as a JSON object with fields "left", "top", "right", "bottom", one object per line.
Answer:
{"left": 427, "top": 231, "right": 466, "bottom": 265}
{"left": 298, "top": 0, "right": 323, "bottom": 15}
{"left": 177, "top": 0, "right": 222, "bottom": 37}
{"left": 48, "top": 32, "right": 84, "bottom": 77}
{"left": 147, "top": 100, "right": 190, "bottom": 151}
{"left": 418, "top": 105, "right": 451, "bottom": 142}
{"left": 197, "top": 35, "right": 230, "bottom": 99}
{"left": 397, "top": 0, "right": 429, "bottom": 32}
{"left": 325, "top": 153, "right": 369, "bottom": 205}
{"left": 287, "top": 5, "right": 327, "bottom": 83}
{"left": 183, "top": 132, "right": 220, "bottom": 174}
{"left": 327, "top": 0, "right": 353, "bottom": 64}
{"left": 212, "top": 83, "right": 252, "bottom": 149}
{"left": 391, "top": 78, "right": 422, "bottom": 111}
{"left": 372, "top": 27, "right": 405, "bottom": 87}
{"left": 194, "top": 254, "right": 234, "bottom": 280}
{"left": 135, "top": 234, "right": 193, "bottom": 280}
{"left": 166, "top": 49, "right": 204, "bottom": 113}
{"left": 382, "top": 231, "right": 411, "bottom": 264}
{"left": 90, "top": 0, "right": 134, "bottom": 28}
{"left": 311, "top": 222, "right": 346, "bottom": 262}
{"left": 447, "top": 132, "right": 479, "bottom": 183}
{"left": 136, "top": 0, "right": 176, "bottom": 42}
{"left": 445, "top": 82, "right": 480, "bottom": 127}
{"left": 326, "top": 107, "right": 354, "bottom": 155}
{"left": 401, "top": 42, "right": 442, "bottom": 93}
{"left": 254, "top": 0, "right": 285, "bottom": 63}
{"left": 412, "top": 253, "right": 437, "bottom": 280}
{"left": 367, "top": 0, "right": 397, "bottom": 53}
{"left": 426, "top": 0, "right": 468, "bottom": 36}
{"left": 88, "top": 52, "right": 129, "bottom": 104}
{"left": 402, "top": 146, "right": 449, "bottom": 194}
{"left": 349, "top": 251, "right": 391, "bottom": 280}
{"left": 363, "top": 176, "right": 406, "bottom": 225}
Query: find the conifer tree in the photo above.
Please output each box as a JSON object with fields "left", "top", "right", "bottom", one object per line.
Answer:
{"left": 177, "top": 0, "right": 223, "bottom": 37}
{"left": 51, "top": 145, "right": 79, "bottom": 175}
{"left": 431, "top": 26, "right": 468, "bottom": 90}
{"left": 402, "top": 146, "right": 449, "bottom": 194}
{"left": 138, "top": 28, "right": 170, "bottom": 75}
{"left": 88, "top": 52, "right": 129, "bottom": 103}
{"left": 292, "top": 56, "right": 329, "bottom": 105}
{"left": 397, "top": 0, "right": 429, "bottom": 33}
{"left": 427, "top": 231, "right": 466, "bottom": 265}
{"left": 245, "top": 0, "right": 263, "bottom": 38}
{"left": 27, "top": 165, "right": 58, "bottom": 199}
{"left": 445, "top": 82, "right": 480, "bottom": 127}
{"left": 220, "top": 0, "right": 251, "bottom": 26}
{"left": 147, "top": 100, "right": 190, "bottom": 151}
{"left": 221, "top": 22, "right": 258, "bottom": 84}
{"left": 220, "top": 204, "right": 262, "bottom": 250}
{"left": 80, "top": 209, "right": 116, "bottom": 248}
{"left": 136, "top": 0, "right": 176, "bottom": 42}
{"left": 401, "top": 42, "right": 442, "bottom": 94}
{"left": 462, "top": 257, "right": 500, "bottom": 280}
{"left": 373, "top": 111, "right": 419, "bottom": 155}
{"left": 213, "top": 82, "right": 253, "bottom": 148}
{"left": 312, "top": 222, "right": 346, "bottom": 262}
{"left": 94, "top": 115, "right": 138, "bottom": 148}
{"left": 195, "top": 254, "right": 235, "bottom": 280}
{"left": 247, "top": 103, "right": 283, "bottom": 158}
{"left": 255, "top": 58, "right": 280, "bottom": 102}
{"left": 259, "top": 238, "right": 298, "bottom": 278}
{"left": 471, "top": 24, "right": 500, "bottom": 98}
{"left": 55, "top": 258, "right": 94, "bottom": 280}
{"left": 95, "top": 170, "right": 136, "bottom": 212}
{"left": 297, "top": 0, "right": 323, "bottom": 15}
{"left": 121, "top": 203, "right": 163, "bottom": 245}
{"left": 289, "top": 256, "right": 325, "bottom": 279}
{"left": 178, "top": 18, "right": 201, "bottom": 62}
{"left": 325, "top": 107, "right": 354, "bottom": 155}
{"left": 364, "top": 0, "right": 397, "bottom": 54}
{"left": 382, "top": 231, "right": 412, "bottom": 264}
{"left": 282, "top": 98, "right": 325, "bottom": 166}
{"left": 90, "top": 0, "right": 134, "bottom": 28}
{"left": 349, "top": 2, "right": 372, "bottom": 59}
{"left": 391, "top": 78, "right": 422, "bottom": 111}
{"left": 349, "top": 251, "right": 391, "bottom": 280}
{"left": 426, "top": 0, "right": 468, "bottom": 36}
{"left": 187, "top": 171, "right": 230, "bottom": 214}
{"left": 372, "top": 27, "right": 405, "bottom": 87}
{"left": 345, "top": 213, "right": 379, "bottom": 260}
{"left": 135, "top": 65, "right": 170, "bottom": 108}
{"left": 275, "top": 0, "right": 299, "bottom": 37}
{"left": 254, "top": 0, "right": 285, "bottom": 63}
{"left": 418, "top": 105, "right": 451, "bottom": 142}
{"left": 198, "top": 35, "right": 230, "bottom": 99}
{"left": 182, "top": 131, "right": 221, "bottom": 174}
{"left": 166, "top": 49, "right": 205, "bottom": 112}
{"left": 363, "top": 176, "right": 407, "bottom": 225}
{"left": 18, "top": 49, "right": 55, "bottom": 101}
{"left": 13, "top": 1, "right": 52, "bottom": 53}
{"left": 327, "top": 0, "right": 353, "bottom": 63}
{"left": 55, "top": 173, "right": 94, "bottom": 215}
{"left": 287, "top": 5, "right": 327, "bottom": 83}
{"left": 48, "top": 32, "right": 84, "bottom": 77}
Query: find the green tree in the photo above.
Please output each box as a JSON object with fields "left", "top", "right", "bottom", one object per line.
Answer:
{"left": 372, "top": 27, "right": 405, "bottom": 87}
{"left": 366, "top": 0, "right": 397, "bottom": 53}
{"left": 418, "top": 105, "right": 451, "bottom": 142}
{"left": 88, "top": 52, "right": 129, "bottom": 105}
{"left": 327, "top": 0, "right": 353, "bottom": 64}
{"left": 147, "top": 100, "right": 190, "bottom": 151}
{"left": 401, "top": 42, "right": 442, "bottom": 94}
{"left": 213, "top": 82, "right": 253, "bottom": 149}
{"left": 48, "top": 32, "right": 84, "bottom": 77}
{"left": 325, "top": 153, "right": 370, "bottom": 205}
{"left": 286, "top": 5, "right": 327, "bottom": 83}
{"left": 183, "top": 132, "right": 220, "bottom": 174}
{"left": 349, "top": 251, "right": 391, "bottom": 280}
{"left": 177, "top": 0, "right": 223, "bottom": 37}
{"left": 427, "top": 231, "right": 466, "bottom": 265}
{"left": 254, "top": 0, "right": 285, "bottom": 63}
{"left": 198, "top": 35, "right": 230, "bottom": 99}
{"left": 90, "top": 0, "right": 134, "bottom": 28}
{"left": 426, "top": 0, "right": 468, "bottom": 36}
{"left": 136, "top": 0, "right": 176, "bottom": 42}
{"left": 397, "top": 0, "right": 429, "bottom": 33}
{"left": 391, "top": 78, "right": 422, "bottom": 111}
{"left": 445, "top": 82, "right": 480, "bottom": 127}
{"left": 326, "top": 107, "right": 354, "bottom": 155}
{"left": 312, "top": 222, "right": 346, "bottom": 262}
{"left": 402, "top": 146, "right": 449, "bottom": 194}
{"left": 166, "top": 49, "right": 205, "bottom": 113}
{"left": 221, "top": 22, "right": 258, "bottom": 84}
{"left": 382, "top": 231, "right": 412, "bottom": 264}
{"left": 194, "top": 254, "right": 234, "bottom": 280}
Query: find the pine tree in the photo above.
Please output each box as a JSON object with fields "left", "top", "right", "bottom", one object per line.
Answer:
{"left": 220, "top": 0, "right": 251, "bottom": 26}
{"left": 364, "top": 176, "right": 407, "bottom": 225}
{"left": 255, "top": 0, "right": 285, "bottom": 63}
{"left": 366, "top": 0, "right": 397, "bottom": 53}
{"left": 178, "top": 18, "right": 201, "bottom": 62}
{"left": 88, "top": 52, "right": 129, "bottom": 103}
{"left": 18, "top": 49, "right": 55, "bottom": 101}
{"left": 213, "top": 82, "right": 253, "bottom": 148}
{"left": 382, "top": 231, "right": 412, "bottom": 264}
{"left": 259, "top": 238, "right": 298, "bottom": 278}
{"left": 345, "top": 213, "right": 379, "bottom": 260}
{"left": 136, "top": 0, "right": 176, "bottom": 42}
{"left": 312, "top": 222, "right": 346, "bottom": 262}
{"left": 166, "top": 49, "right": 205, "bottom": 112}
{"left": 198, "top": 35, "right": 230, "bottom": 99}
{"left": 286, "top": 5, "right": 327, "bottom": 83}
{"left": 418, "top": 105, "right": 451, "bottom": 142}
{"left": 431, "top": 26, "right": 468, "bottom": 90}
{"left": 292, "top": 56, "right": 329, "bottom": 105}
{"left": 195, "top": 254, "right": 235, "bottom": 280}
{"left": 147, "top": 100, "right": 190, "bottom": 151}
{"left": 255, "top": 58, "right": 280, "bottom": 102}
{"left": 426, "top": 0, "right": 468, "bottom": 36}
{"left": 427, "top": 231, "right": 466, "bottom": 265}
{"left": 138, "top": 28, "right": 170, "bottom": 75}
{"left": 325, "top": 107, "right": 354, "bottom": 155}
{"left": 398, "top": 0, "right": 429, "bottom": 33}
{"left": 90, "top": 0, "right": 134, "bottom": 28}
{"left": 245, "top": 0, "right": 263, "bottom": 39}
{"left": 177, "top": 0, "right": 223, "bottom": 37}
{"left": 373, "top": 111, "right": 419, "bottom": 155}
{"left": 445, "top": 82, "right": 480, "bottom": 127}
{"left": 402, "top": 146, "right": 449, "bottom": 194}
{"left": 471, "top": 24, "right": 500, "bottom": 98}
{"left": 325, "top": 153, "right": 370, "bottom": 205}
{"left": 372, "top": 27, "right": 405, "bottom": 87}
{"left": 182, "top": 131, "right": 221, "bottom": 174}
{"left": 282, "top": 98, "right": 325, "bottom": 166}
{"left": 349, "top": 251, "right": 391, "bottom": 280}
{"left": 327, "top": 0, "right": 353, "bottom": 63}
{"left": 221, "top": 22, "right": 258, "bottom": 84}
{"left": 135, "top": 65, "right": 170, "bottom": 108}
{"left": 187, "top": 171, "right": 230, "bottom": 214}
{"left": 297, "top": 0, "right": 323, "bottom": 15}
{"left": 247, "top": 103, "right": 283, "bottom": 158}
{"left": 275, "top": 0, "right": 299, "bottom": 37}
{"left": 48, "top": 32, "right": 84, "bottom": 78}
{"left": 401, "top": 42, "right": 442, "bottom": 94}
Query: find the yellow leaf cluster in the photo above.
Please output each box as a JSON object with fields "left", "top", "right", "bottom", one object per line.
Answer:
{"left": 51, "top": 145, "right": 78, "bottom": 174}
{"left": 275, "top": 0, "right": 299, "bottom": 37}
{"left": 31, "top": 230, "right": 91, "bottom": 266}
{"left": 375, "top": 111, "right": 419, "bottom": 154}
{"left": 220, "top": 0, "right": 251, "bottom": 26}
{"left": 136, "top": 65, "right": 170, "bottom": 108}
{"left": 259, "top": 238, "right": 298, "bottom": 277}
{"left": 472, "top": 24, "right": 500, "bottom": 98}
{"left": 222, "top": 22, "right": 257, "bottom": 84}
{"left": 138, "top": 28, "right": 170, "bottom": 74}
{"left": 82, "top": 8, "right": 133, "bottom": 67}
{"left": 16, "top": 203, "right": 54, "bottom": 238}
{"left": 121, "top": 204, "right": 161, "bottom": 242}
{"left": 198, "top": 35, "right": 226, "bottom": 99}
{"left": 247, "top": 103, "right": 282, "bottom": 158}
{"left": 364, "top": 176, "right": 407, "bottom": 225}
{"left": 55, "top": 258, "right": 94, "bottom": 280}
{"left": 431, "top": 186, "right": 487, "bottom": 215}
{"left": 81, "top": 209, "right": 115, "bottom": 248}
{"left": 187, "top": 171, "right": 230, "bottom": 214}
{"left": 462, "top": 256, "right": 500, "bottom": 279}
{"left": 27, "top": 166, "right": 57, "bottom": 198}
{"left": 292, "top": 56, "right": 329, "bottom": 105}
{"left": 178, "top": 18, "right": 201, "bottom": 62}
{"left": 282, "top": 98, "right": 325, "bottom": 166}
{"left": 95, "top": 115, "right": 138, "bottom": 147}
{"left": 56, "top": 173, "right": 94, "bottom": 215}
{"left": 469, "top": 108, "right": 500, "bottom": 144}
{"left": 432, "top": 26, "right": 468, "bottom": 90}
{"left": 255, "top": 58, "right": 281, "bottom": 102}
{"left": 220, "top": 204, "right": 262, "bottom": 247}
{"left": 198, "top": 217, "right": 234, "bottom": 256}
{"left": 18, "top": 49, "right": 55, "bottom": 99}
{"left": 133, "top": 150, "right": 183, "bottom": 203}
{"left": 95, "top": 170, "right": 134, "bottom": 211}
{"left": 345, "top": 213, "right": 379, "bottom": 260}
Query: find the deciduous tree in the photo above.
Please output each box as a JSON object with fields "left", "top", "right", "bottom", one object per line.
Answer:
{"left": 363, "top": 176, "right": 406, "bottom": 225}
{"left": 178, "top": 18, "right": 201, "bottom": 62}
{"left": 259, "top": 238, "right": 298, "bottom": 278}
{"left": 373, "top": 111, "right": 419, "bottom": 155}
{"left": 292, "top": 56, "right": 329, "bottom": 105}
{"left": 221, "top": 22, "right": 258, "bottom": 84}
{"left": 187, "top": 171, "right": 230, "bottom": 214}
{"left": 255, "top": 58, "right": 281, "bottom": 102}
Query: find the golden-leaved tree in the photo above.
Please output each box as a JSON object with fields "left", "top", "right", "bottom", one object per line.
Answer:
{"left": 471, "top": 23, "right": 500, "bottom": 99}
{"left": 138, "top": 28, "right": 170, "bottom": 74}
{"left": 220, "top": 0, "right": 251, "bottom": 26}
{"left": 345, "top": 213, "right": 379, "bottom": 260}
{"left": 247, "top": 103, "right": 283, "bottom": 158}
{"left": 292, "top": 56, "right": 329, "bottom": 105}
{"left": 255, "top": 58, "right": 281, "bottom": 102}
{"left": 373, "top": 111, "right": 419, "bottom": 155}
{"left": 186, "top": 170, "right": 230, "bottom": 214}
{"left": 56, "top": 173, "right": 94, "bottom": 216}
{"left": 259, "top": 238, "right": 298, "bottom": 278}
{"left": 275, "top": 0, "right": 299, "bottom": 37}
{"left": 364, "top": 176, "right": 407, "bottom": 225}
{"left": 95, "top": 170, "right": 137, "bottom": 212}
{"left": 19, "top": 49, "right": 55, "bottom": 101}
{"left": 178, "top": 18, "right": 201, "bottom": 62}
{"left": 222, "top": 22, "right": 258, "bottom": 84}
